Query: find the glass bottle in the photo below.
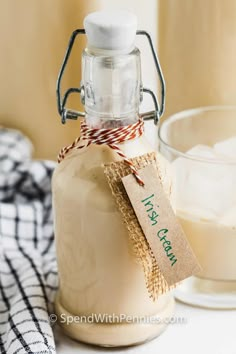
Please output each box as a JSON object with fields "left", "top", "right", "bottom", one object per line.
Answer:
{"left": 53, "top": 10, "right": 174, "bottom": 347}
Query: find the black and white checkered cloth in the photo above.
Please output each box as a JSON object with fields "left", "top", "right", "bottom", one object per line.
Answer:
{"left": 0, "top": 128, "right": 58, "bottom": 354}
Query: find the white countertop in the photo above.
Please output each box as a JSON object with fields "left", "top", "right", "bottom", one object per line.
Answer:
{"left": 54, "top": 301, "right": 236, "bottom": 354}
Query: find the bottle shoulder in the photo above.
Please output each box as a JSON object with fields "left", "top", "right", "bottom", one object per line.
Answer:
{"left": 52, "top": 138, "right": 173, "bottom": 201}
{"left": 54, "top": 137, "right": 153, "bottom": 174}
{"left": 52, "top": 140, "right": 175, "bottom": 211}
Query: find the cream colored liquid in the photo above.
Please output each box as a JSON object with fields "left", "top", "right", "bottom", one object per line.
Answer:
{"left": 178, "top": 211, "right": 236, "bottom": 281}
{"left": 52, "top": 136, "right": 174, "bottom": 346}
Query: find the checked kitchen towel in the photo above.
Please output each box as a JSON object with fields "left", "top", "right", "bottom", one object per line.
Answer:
{"left": 0, "top": 128, "right": 58, "bottom": 354}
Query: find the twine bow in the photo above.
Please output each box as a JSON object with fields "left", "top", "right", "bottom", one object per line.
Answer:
{"left": 58, "top": 118, "right": 145, "bottom": 186}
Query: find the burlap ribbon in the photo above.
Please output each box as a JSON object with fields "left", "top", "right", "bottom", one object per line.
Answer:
{"left": 104, "top": 152, "right": 172, "bottom": 300}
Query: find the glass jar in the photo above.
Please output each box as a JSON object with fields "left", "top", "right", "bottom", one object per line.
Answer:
{"left": 159, "top": 106, "right": 236, "bottom": 309}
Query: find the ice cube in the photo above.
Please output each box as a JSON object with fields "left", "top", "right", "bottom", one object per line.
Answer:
{"left": 214, "top": 137, "right": 236, "bottom": 159}
{"left": 178, "top": 205, "right": 217, "bottom": 222}
{"left": 219, "top": 207, "right": 236, "bottom": 228}
{"left": 172, "top": 144, "right": 236, "bottom": 219}
{"left": 187, "top": 144, "right": 221, "bottom": 160}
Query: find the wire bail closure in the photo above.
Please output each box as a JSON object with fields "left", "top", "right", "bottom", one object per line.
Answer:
{"left": 56, "top": 29, "right": 165, "bottom": 125}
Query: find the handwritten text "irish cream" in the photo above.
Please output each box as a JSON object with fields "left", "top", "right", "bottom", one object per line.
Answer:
{"left": 141, "top": 194, "right": 177, "bottom": 266}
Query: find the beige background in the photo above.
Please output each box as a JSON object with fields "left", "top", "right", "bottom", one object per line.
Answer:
{"left": 158, "top": 0, "right": 236, "bottom": 118}
{"left": 0, "top": 0, "right": 98, "bottom": 159}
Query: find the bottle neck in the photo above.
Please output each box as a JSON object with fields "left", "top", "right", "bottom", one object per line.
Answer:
{"left": 82, "top": 47, "right": 142, "bottom": 129}
{"left": 85, "top": 112, "right": 139, "bottom": 129}
{"left": 83, "top": 113, "right": 146, "bottom": 151}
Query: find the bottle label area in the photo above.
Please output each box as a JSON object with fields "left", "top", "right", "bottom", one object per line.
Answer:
{"left": 122, "top": 163, "right": 201, "bottom": 287}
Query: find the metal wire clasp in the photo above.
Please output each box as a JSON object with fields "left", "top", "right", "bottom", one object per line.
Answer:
{"left": 56, "top": 29, "right": 165, "bottom": 125}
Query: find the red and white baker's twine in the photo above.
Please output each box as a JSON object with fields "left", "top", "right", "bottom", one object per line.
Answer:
{"left": 58, "top": 118, "right": 145, "bottom": 186}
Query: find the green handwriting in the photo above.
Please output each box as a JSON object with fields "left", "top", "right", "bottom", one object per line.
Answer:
{"left": 141, "top": 194, "right": 177, "bottom": 267}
